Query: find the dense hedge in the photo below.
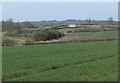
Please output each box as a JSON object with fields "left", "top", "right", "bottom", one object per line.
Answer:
{"left": 33, "top": 30, "right": 64, "bottom": 41}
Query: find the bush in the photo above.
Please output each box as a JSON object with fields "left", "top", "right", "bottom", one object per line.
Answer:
{"left": 33, "top": 30, "right": 64, "bottom": 41}
{"left": 23, "top": 39, "right": 34, "bottom": 45}
{"left": 2, "top": 39, "right": 17, "bottom": 46}
{"left": 5, "top": 32, "right": 17, "bottom": 36}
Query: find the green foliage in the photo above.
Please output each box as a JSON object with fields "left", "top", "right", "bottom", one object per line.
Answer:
{"left": 2, "top": 41, "right": 118, "bottom": 81}
{"left": 33, "top": 30, "right": 64, "bottom": 41}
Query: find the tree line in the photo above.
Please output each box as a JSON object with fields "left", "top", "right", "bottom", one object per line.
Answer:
{"left": 2, "top": 19, "right": 38, "bottom": 32}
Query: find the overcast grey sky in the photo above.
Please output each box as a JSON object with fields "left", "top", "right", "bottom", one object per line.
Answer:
{"left": 2, "top": 2, "right": 118, "bottom": 21}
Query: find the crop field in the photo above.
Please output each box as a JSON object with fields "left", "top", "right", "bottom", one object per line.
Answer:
{"left": 63, "top": 31, "right": 118, "bottom": 40}
{"left": 1, "top": 2, "right": 119, "bottom": 82}
{"left": 2, "top": 40, "right": 118, "bottom": 81}
{"left": 77, "top": 31, "right": 118, "bottom": 40}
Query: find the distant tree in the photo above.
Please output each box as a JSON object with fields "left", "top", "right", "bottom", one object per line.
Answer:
{"left": 86, "top": 18, "right": 91, "bottom": 24}
{"left": 2, "top": 19, "right": 38, "bottom": 32}
{"left": 21, "top": 21, "right": 38, "bottom": 28}
{"left": 14, "top": 22, "right": 23, "bottom": 33}
{"left": 8, "top": 18, "right": 13, "bottom": 22}
{"left": 107, "top": 17, "right": 113, "bottom": 25}
{"left": 2, "top": 18, "right": 15, "bottom": 32}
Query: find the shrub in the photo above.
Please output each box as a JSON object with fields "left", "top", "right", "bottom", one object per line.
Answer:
{"left": 33, "top": 30, "right": 64, "bottom": 41}
{"left": 2, "top": 39, "right": 17, "bottom": 46}
{"left": 23, "top": 39, "right": 34, "bottom": 45}
{"left": 5, "top": 32, "right": 17, "bottom": 37}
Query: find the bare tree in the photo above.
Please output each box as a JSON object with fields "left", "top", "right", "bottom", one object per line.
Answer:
{"left": 2, "top": 18, "right": 15, "bottom": 32}
{"left": 86, "top": 18, "right": 91, "bottom": 24}
{"left": 107, "top": 17, "right": 113, "bottom": 25}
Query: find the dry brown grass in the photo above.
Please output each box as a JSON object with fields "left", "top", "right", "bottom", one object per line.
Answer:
{"left": 60, "top": 34, "right": 78, "bottom": 41}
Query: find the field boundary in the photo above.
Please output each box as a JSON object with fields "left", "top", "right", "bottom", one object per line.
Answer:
{"left": 34, "top": 38, "right": 118, "bottom": 45}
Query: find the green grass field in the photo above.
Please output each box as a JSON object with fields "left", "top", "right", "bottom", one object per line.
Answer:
{"left": 77, "top": 31, "right": 118, "bottom": 40}
{"left": 64, "top": 31, "right": 118, "bottom": 40}
{"left": 3, "top": 40, "right": 118, "bottom": 81}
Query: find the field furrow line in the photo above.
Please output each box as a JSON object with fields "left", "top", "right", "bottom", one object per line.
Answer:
{"left": 4, "top": 55, "right": 116, "bottom": 81}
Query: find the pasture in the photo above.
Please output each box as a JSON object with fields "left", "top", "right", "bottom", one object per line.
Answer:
{"left": 61, "top": 31, "right": 118, "bottom": 41}
{"left": 2, "top": 40, "right": 118, "bottom": 81}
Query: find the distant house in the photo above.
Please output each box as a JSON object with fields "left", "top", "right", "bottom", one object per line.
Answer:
{"left": 68, "top": 24, "right": 81, "bottom": 28}
{"left": 44, "top": 27, "right": 52, "bottom": 30}
{"left": 68, "top": 24, "right": 76, "bottom": 28}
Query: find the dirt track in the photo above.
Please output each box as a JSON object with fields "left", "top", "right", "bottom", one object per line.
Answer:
{"left": 34, "top": 38, "right": 119, "bottom": 44}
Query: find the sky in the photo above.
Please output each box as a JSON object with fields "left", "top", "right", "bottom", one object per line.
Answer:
{"left": 2, "top": 2, "right": 118, "bottom": 21}
{"left": 1, "top": 0, "right": 120, "bottom": 2}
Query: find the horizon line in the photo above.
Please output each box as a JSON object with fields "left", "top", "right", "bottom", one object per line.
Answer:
{"left": 1, "top": 19, "right": 118, "bottom": 22}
